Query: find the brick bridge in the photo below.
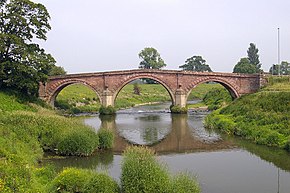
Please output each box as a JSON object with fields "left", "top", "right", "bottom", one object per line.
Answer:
{"left": 39, "top": 69, "right": 266, "bottom": 107}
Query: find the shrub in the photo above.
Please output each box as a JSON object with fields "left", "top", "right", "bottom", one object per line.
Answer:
{"left": 170, "top": 173, "right": 200, "bottom": 193}
{"left": 98, "top": 129, "right": 114, "bottom": 149}
{"left": 285, "top": 138, "right": 290, "bottom": 152}
{"left": 99, "top": 105, "right": 116, "bottom": 115}
{"left": 50, "top": 168, "right": 92, "bottom": 192}
{"left": 121, "top": 146, "right": 170, "bottom": 193}
{"left": 170, "top": 105, "right": 188, "bottom": 114}
{"left": 57, "top": 130, "right": 99, "bottom": 156}
{"left": 84, "top": 173, "right": 119, "bottom": 193}
{"left": 203, "top": 87, "right": 232, "bottom": 110}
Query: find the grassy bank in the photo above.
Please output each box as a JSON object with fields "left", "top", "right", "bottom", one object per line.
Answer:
{"left": 0, "top": 90, "right": 200, "bottom": 192}
{"left": 205, "top": 80, "right": 290, "bottom": 151}
{"left": 56, "top": 82, "right": 224, "bottom": 113}
{"left": 0, "top": 89, "right": 114, "bottom": 192}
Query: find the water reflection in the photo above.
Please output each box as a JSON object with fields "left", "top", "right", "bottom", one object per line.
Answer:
{"left": 84, "top": 112, "right": 235, "bottom": 154}
{"left": 45, "top": 103, "right": 290, "bottom": 193}
{"left": 44, "top": 151, "right": 114, "bottom": 172}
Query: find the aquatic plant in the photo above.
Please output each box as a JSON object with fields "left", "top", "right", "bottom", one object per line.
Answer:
{"left": 98, "top": 128, "right": 114, "bottom": 149}
{"left": 170, "top": 105, "right": 188, "bottom": 114}
{"left": 121, "top": 146, "right": 170, "bottom": 193}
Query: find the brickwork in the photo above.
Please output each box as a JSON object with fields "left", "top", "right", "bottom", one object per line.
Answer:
{"left": 39, "top": 69, "right": 265, "bottom": 107}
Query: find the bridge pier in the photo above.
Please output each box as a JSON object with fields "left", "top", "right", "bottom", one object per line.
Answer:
{"left": 174, "top": 89, "right": 187, "bottom": 108}
{"left": 102, "top": 89, "right": 114, "bottom": 107}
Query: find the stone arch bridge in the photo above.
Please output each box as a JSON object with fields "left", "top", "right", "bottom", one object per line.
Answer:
{"left": 39, "top": 69, "right": 266, "bottom": 107}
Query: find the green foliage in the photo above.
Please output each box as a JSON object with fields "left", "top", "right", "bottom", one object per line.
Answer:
{"left": 50, "top": 168, "right": 92, "bottom": 192}
{"left": 84, "top": 173, "right": 119, "bottom": 193}
{"left": 269, "top": 61, "right": 290, "bottom": 75}
{"left": 179, "top": 55, "right": 212, "bottom": 72}
{"left": 0, "top": 0, "right": 57, "bottom": 96}
{"left": 98, "top": 129, "right": 114, "bottom": 149}
{"left": 138, "top": 47, "right": 166, "bottom": 69}
{"left": 55, "top": 84, "right": 100, "bottom": 114}
{"left": 48, "top": 65, "right": 66, "bottom": 76}
{"left": 170, "top": 105, "right": 188, "bottom": 114}
{"left": 170, "top": 173, "right": 200, "bottom": 193}
{"left": 203, "top": 87, "right": 232, "bottom": 110}
{"left": 133, "top": 82, "right": 141, "bottom": 95}
{"left": 99, "top": 105, "right": 116, "bottom": 115}
{"left": 233, "top": 58, "right": 257, "bottom": 74}
{"left": 121, "top": 146, "right": 170, "bottom": 193}
{"left": 247, "top": 43, "right": 261, "bottom": 72}
{"left": 205, "top": 92, "right": 290, "bottom": 150}
{"left": 57, "top": 130, "right": 99, "bottom": 156}
{"left": 187, "top": 83, "right": 223, "bottom": 100}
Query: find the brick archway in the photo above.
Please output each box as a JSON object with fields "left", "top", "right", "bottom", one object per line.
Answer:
{"left": 112, "top": 74, "right": 175, "bottom": 105}
{"left": 185, "top": 77, "right": 240, "bottom": 100}
{"left": 46, "top": 79, "right": 102, "bottom": 107}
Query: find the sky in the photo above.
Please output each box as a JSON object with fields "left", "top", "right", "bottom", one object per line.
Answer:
{"left": 33, "top": 0, "right": 290, "bottom": 74}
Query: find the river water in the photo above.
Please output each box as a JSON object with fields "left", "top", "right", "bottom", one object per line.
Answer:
{"left": 46, "top": 102, "right": 290, "bottom": 193}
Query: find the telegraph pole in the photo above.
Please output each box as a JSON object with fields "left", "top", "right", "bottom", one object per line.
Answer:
{"left": 278, "top": 27, "right": 280, "bottom": 76}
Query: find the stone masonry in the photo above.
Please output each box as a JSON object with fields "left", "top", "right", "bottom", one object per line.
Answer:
{"left": 39, "top": 69, "right": 266, "bottom": 107}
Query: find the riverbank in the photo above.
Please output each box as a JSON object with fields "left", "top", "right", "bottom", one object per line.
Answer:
{"left": 204, "top": 79, "right": 290, "bottom": 151}
{"left": 0, "top": 90, "right": 201, "bottom": 192}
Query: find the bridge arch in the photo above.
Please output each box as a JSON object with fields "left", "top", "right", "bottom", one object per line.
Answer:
{"left": 185, "top": 77, "right": 240, "bottom": 101}
{"left": 47, "top": 79, "right": 102, "bottom": 107}
{"left": 112, "top": 74, "right": 175, "bottom": 106}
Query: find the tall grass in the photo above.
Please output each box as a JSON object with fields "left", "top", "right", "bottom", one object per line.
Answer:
{"left": 121, "top": 146, "right": 200, "bottom": 193}
{"left": 205, "top": 91, "right": 290, "bottom": 150}
{"left": 0, "top": 90, "right": 114, "bottom": 192}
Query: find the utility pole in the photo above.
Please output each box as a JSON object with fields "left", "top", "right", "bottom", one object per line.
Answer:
{"left": 278, "top": 27, "right": 280, "bottom": 76}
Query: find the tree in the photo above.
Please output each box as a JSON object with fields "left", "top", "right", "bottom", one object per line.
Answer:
{"left": 133, "top": 83, "right": 141, "bottom": 95}
{"left": 0, "top": 0, "right": 56, "bottom": 96}
{"left": 49, "top": 65, "right": 67, "bottom": 76}
{"left": 138, "top": 47, "right": 166, "bottom": 69}
{"left": 233, "top": 58, "right": 256, "bottom": 74}
{"left": 179, "top": 56, "right": 212, "bottom": 72}
{"left": 233, "top": 43, "right": 261, "bottom": 74}
{"left": 269, "top": 61, "right": 290, "bottom": 75}
{"left": 247, "top": 43, "right": 262, "bottom": 73}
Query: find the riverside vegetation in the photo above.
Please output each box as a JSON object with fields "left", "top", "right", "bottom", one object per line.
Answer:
{"left": 0, "top": 89, "right": 200, "bottom": 192}
{"left": 205, "top": 76, "right": 290, "bottom": 152}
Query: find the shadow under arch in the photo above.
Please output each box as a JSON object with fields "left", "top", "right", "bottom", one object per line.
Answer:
{"left": 48, "top": 80, "right": 102, "bottom": 107}
{"left": 112, "top": 75, "right": 175, "bottom": 106}
{"left": 186, "top": 77, "right": 240, "bottom": 100}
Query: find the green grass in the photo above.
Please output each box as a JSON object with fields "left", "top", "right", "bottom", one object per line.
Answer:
{"left": 205, "top": 84, "right": 290, "bottom": 150}
{"left": 187, "top": 83, "right": 224, "bottom": 100}
{"left": 0, "top": 89, "right": 114, "bottom": 192}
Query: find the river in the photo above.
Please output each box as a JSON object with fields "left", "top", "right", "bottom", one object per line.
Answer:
{"left": 46, "top": 102, "right": 290, "bottom": 193}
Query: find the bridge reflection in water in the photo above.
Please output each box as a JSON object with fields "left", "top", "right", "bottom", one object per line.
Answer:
{"left": 88, "top": 112, "right": 235, "bottom": 154}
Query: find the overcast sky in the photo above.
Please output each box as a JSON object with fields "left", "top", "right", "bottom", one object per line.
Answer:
{"left": 34, "top": 0, "right": 290, "bottom": 74}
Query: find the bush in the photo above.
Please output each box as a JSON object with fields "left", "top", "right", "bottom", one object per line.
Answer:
{"left": 203, "top": 87, "right": 232, "bottom": 110}
{"left": 99, "top": 105, "right": 116, "bottom": 115}
{"left": 50, "top": 168, "right": 92, "bottom": 192}
{"left": 170, "top": 105, "right": 188, "bottom": 114}
{"left": 57, "top": 130, "right": 99, "bottom": 156}
{"left": 121, "top": 146, "right": 170, "bottom": 193}
{"left": 98, "top": 129, "right": 114, "bottom": 149}
{"left": 84, "top": 173, "right": 119, "bottom": 193}
{"left": 285, "top": 138, "right": 290, "bottom": 152}
{"left": 170, "top": 173, "right": 200, "bottom": 193}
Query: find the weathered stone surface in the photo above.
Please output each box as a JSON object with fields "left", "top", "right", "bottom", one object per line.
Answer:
{"left": 39, "top": 69, "right": 266, "bottom": 107}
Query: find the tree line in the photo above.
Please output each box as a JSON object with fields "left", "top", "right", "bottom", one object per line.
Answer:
{"left": 138, "top": 44, "right": 290, "bottom": 75}
{"left": 1, "top": 0, "right": 289, "bottom": 97}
